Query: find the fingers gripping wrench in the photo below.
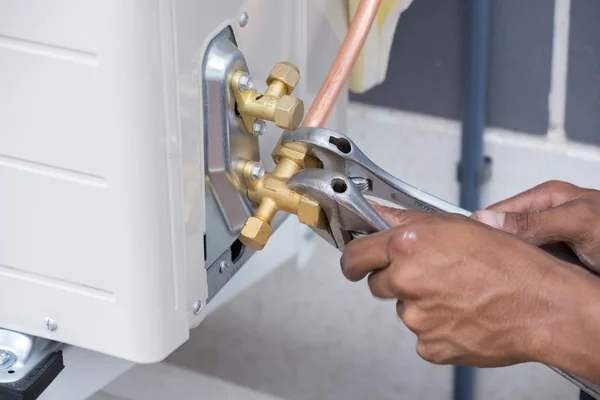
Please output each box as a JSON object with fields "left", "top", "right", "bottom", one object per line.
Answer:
{"left": 281, "top": 127, "right": 600, "bottom": 399}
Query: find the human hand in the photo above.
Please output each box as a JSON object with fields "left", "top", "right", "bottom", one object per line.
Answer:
{"left": 340, "top": 205, "right": 593, "bottom": 368}
{"left": 473, "top": 181, "right": 600, "bottom": 272}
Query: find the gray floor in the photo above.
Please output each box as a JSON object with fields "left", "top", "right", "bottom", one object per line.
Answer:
{"left": 92, "top": 238, "right": 580, "bottom": 399}
{"left": 167, "top": 240, "right": 578, "bottom": 400}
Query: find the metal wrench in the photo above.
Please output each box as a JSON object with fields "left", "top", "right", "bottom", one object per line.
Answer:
{"left": 283, "top": 126, "right": 470, "bottom": 251}
{"left": 284, "top": 126, "right": 584, "bottom": 265}
{"left": 283, "top": 127, "right": 600, "bottom": 398}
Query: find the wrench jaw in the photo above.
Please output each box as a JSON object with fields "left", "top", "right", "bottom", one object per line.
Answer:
{"left": 283, "top": 126, "right": 469, "bottom": 251}
{"left": 285, "top": 169, "right": 346, "bottom": 249}
{"left": 286, "top": 169, "right": 388, "bottom": 251}
{"left": 283, "top": 127, "right": 471, "bottom": 216}
{"left": 282, "top": 127, "right": 377, "bottom": 175}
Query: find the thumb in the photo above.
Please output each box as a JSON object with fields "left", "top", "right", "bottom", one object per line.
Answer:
{"left": 473, "top": 205, "right": 580, "bottom": 245}
{"left": 368, "top": 202, "right": 431, "bottom": 227}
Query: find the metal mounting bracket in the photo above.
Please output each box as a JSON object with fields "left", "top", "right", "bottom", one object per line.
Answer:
{"left": 0, "top": 328, "right": 64, "bottom": 399}
{"left": 202, "top": 26, "right": 259, "bottom": 234}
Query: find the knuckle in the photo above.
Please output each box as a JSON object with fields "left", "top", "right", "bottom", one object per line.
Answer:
{"left": 401, "top": 306, "right": 425, "bottom": 333}
{"left": 415, "top": 342, "right": 444, "bottom": 364}
{"left": 389, "top": 227, "right": 423, "bottom": 253}
{"left": 415, "top": 342, "right": 430, "bottom": 361}
{"left": 392, "top": 268, "right": 421, "bottom": 296}
{"left": 339, "top": 249, "right": 357, "bottom": 280}
{"left": 515, "top": 212, "right": 540, "bottom": 236}
{"left": 396, "top": 300, "right": 404, "bottom": 316}
{"left": 542, "top": 180, "right": 574, "bottom": 192}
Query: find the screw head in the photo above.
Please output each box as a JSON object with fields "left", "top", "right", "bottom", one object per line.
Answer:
{"left": 0, "top": 349, "right": 16, "bottom": 370}
{"left": 252, "top": 119, "right": 266, "bottom": 136}
{"left": 238, "top": 72, "right": 253, "bottom": 92}
{"left": 220, "top": 259, "right": 232, "bottom": 273}
{"left": 239, "top": 11, "right": 249, "bottom": 27}
{"left": 44, "top": 317, "right": 58, "bottom": 331}
{"left": 0, "top": 350, "right": 9, "bottom": 364}
{"left": 192, "top": 300, "right": 202, "bottom": 315}
{"left": 249, "top": 162, "right": 265, "bottom": 180}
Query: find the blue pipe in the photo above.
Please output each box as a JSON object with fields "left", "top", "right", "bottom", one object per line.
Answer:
{"left": 454, "top": 0, "right": 492, "bottom": 399}
{"left": 459, "top": 0, "right": 492, "bottom": 212}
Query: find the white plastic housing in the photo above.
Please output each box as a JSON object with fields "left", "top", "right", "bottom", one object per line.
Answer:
{"left": 0, "top": 1, "right": 347, "bottom": 364}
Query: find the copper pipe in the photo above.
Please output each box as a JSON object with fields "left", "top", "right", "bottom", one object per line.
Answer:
{"left": 302, "top": 0, "right": 382, "bottom": 128}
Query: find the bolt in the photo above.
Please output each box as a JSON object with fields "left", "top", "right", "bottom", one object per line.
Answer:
{"left": 0, "top": 350, "right": 10, "bottom": 365}
{"left": 44, "top": 317, "right": 58, "bottom": 331}
{"left": 350, "top": 177, "right": 372, "bottom": 193}
{"left": 250, "top": 162, "right": 265, "bottom": 180}
{"left": 220, "top": 259, "right": 232, "bottom": 273}
{"left": 192, "top": 300, "right": 202, "bottom": 315}
{"left": 238, "top": 73, "right": 253, "bottom": 92}
{"left": 0, "top": 349, "right": 16, "bottom": 370}
{"left": 239, "top": 11, "right": 249, "bottom": 27}
{"left": 252, "top": 119, "right": 266, "bottom": 136}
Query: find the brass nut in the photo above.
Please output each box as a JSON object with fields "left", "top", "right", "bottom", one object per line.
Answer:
{"left": 239, "top": 217, "right": 273, "bottom": 250}
{"left": 272, "top": 141, "right": 320, "bottom": 169}
{"left": 297, "top": 196, "right": 328, "bottom": 229}
{"left": 274, "top": 95, "right": 304, "bottom": 130}
{"left": 267, "top": 62, "right": 300, "bottom": 93}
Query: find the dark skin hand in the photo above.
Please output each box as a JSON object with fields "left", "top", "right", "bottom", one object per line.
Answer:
{"left": 473, "top": 180, "right": 600, "bottom": 272}
{"left": 341, "top": 180, "right": 600, "bottom": 383}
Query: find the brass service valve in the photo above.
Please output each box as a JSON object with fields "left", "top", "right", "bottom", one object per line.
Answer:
{"left": 231, "top": 62, "right": 305, "bottom": 133}
{"left": 238, "top": 158, "right": 327, "bottom": 250}
{"left": 234, "top": 61, "right": 325, "bottom": 250}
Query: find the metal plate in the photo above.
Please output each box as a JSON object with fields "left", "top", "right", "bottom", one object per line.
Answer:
{"left": 201, "top": 26, "right": 260, "bottom": 301}
{"left": 0, "top": 328, "right": 61, "bottom": 384}
{"left": 200, "top": 26, "right": 291, "bottom": 302}
{"left": 202, "top": 26, "right": 259, "bottom": 234}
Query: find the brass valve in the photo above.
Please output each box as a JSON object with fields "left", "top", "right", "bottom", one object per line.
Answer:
{"left": 231, "top": 62, "right": 305, "bottom": 133}
{"left": 236, "top": 62, "right": 326, "bottom": 250}
{"left": 238, "top": 155, "right": 327, "bottom": 250}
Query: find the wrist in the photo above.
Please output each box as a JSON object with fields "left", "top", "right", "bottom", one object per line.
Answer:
{"left": 531, "top": 262, "right": 600, "bottom": 382}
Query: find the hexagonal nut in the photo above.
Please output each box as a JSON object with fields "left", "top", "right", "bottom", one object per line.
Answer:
{"left": 239, "top": 216, "right": 273, "bottom": 250}
{"left": 274, "top": 95, "right": 304, "bottom": 130}
{"left": 267, "top": 62, "right": 300, "bottom": 93}
{"left": 271, "top": 141, "right": 320, "bottom": 169}
{"left": 297, "top": 196, "right": 328, "bottom": 229}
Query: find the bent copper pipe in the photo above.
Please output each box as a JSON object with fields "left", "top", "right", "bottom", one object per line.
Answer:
{"left": 302, "top": 0, "right": 382, "bottom": 128}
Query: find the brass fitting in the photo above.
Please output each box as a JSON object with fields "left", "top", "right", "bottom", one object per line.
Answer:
{"left": 231, "top": 62, "right": 305, "bottom": 133}
{"left": 238, "top": 161, "right": 327, "bottom": 250}
{"left": 271, "top": 139, "right": 320, "bottom": 170}
{"left": 235, "top": 62, "right": 329, "bottom": 251}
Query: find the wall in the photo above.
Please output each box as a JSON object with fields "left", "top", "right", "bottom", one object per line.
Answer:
{"left": 352, "top": 0, "right": 600, "bottom": 148}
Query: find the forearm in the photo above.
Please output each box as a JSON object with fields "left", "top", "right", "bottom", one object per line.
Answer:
{"left": 535, "top": 264, "right": 600, "bottom": 384}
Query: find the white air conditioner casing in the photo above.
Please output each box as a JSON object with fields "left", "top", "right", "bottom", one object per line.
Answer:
{"left": 0, "top": 0, "right": 347, "bottom": 373}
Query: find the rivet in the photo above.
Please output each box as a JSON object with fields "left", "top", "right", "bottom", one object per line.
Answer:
{"left": 220, "top": 259, "right": 232, "bottom": 273}
{"left": 252, "top": 119, "right": 266, "bottom": 136}
{"left": 238, "top": 73, "right": 253, "bottom": 92}
{"left": 44, "top": 317, "right": 58, "bottom": 331}
{"left": 250, "top": 162, "right": 265, "bottom": 180}
{"left": 192, "top": 300, "right": 203, "bottom": 315}
{"left": 239, "top": 12, "right": 249, "bottom": 27}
